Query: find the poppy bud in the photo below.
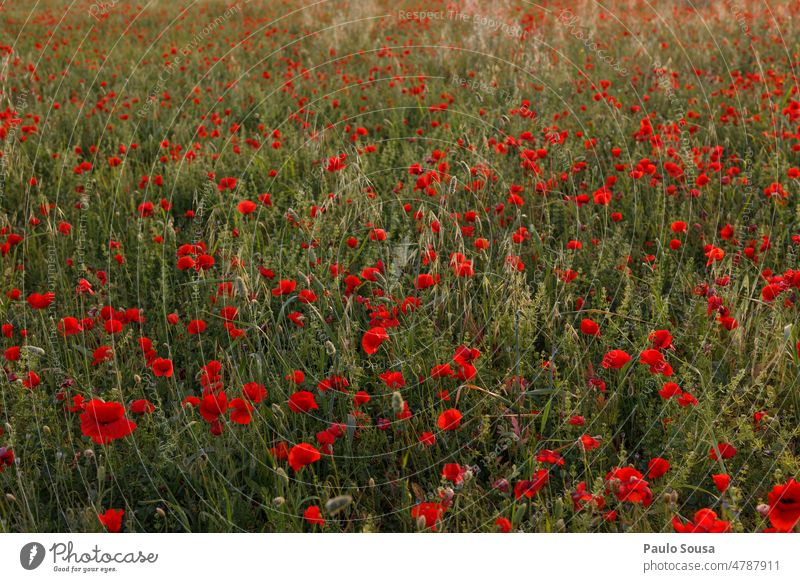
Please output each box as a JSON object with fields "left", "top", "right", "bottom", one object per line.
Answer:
{"left": 271, "top": 403, "right": 284, "bottom": 417}
{"left": 553, "top": 498, "right": 564, "bottom": 519}
{"left": 6, "top": 493, "right": 17, "bottom": 502}
{"left": 554, "top": 518, "right": 566, "bottom": 532}
{"left": 608, "top": 478, "right": 621, "bottom": 494}
{"left": 97, "top": 465, "right": 106, "bottom": 483}
{"left": 155, "top": 507, "right": 166, "bottom": 518}
{"left": 235, "top": 276, "right": 248, "bottom": 298}
{"left": 134, "top": 374, "right": 142, "bottom": 384}
{"left": 84, "top": 449, "right": 95, "bottom": 460}
{"left": 273, "top": 497, "right": 285, "bottom": 507}
{"left": 463, "top": 469, "right": 474, "bottom": 482}
{"left": 368, "top": 478, "right": 376, "bottom": 488}
{"left": 756, "top": 503, "right": 769, "bottom": 517}
{"left": 670, "top": 491, "right": 680, "bottom": 504}
{"left": 416, "top": 516, "right": 428, "bottom": 531}
{"left": 43, "top": 425, "right": 50, "bottom": 435}
{"left": 391, "top": 391, "right": 405, "bottom": 415}
{"left": 324, "top": 341, "right": 336, "bottom": 356}
{"left": 325, "top": 495, "right": 353, "bottom": 515}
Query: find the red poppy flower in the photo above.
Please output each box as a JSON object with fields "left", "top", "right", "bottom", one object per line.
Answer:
{"left": 419, "top": 431, "right": 436, "bottom": 446}
{"left": 98, "top": 509, "right": 124, "bottom": 533}
{"left": 151, "top": 357, "right": 173, "bottom": 377}
{"left": 288, "top": 391, "right": 318, "bottom": 413}
{"left": 271, "top": 279, "right": 297, "bottom": 296}
{"left": 80, "top": 400, "right": 137, "bottom": 444}
{"left": 285, "top": 370, "right": 305, "bottom": 384}
{"left": 579, "top": 318, "right": 600, "bottom": 336}
{"left": 0, "top": 446, "right": 14, "bottom": 472}
{"left": 217, "top": 177, "right": 237, "bottom": 191}
{"left": 709, "top": 443, "right": 737, "bottom": 460}
{"left": 303, "top": 505, "right": 325, "bottom": 526}
{"left": 415, "top": 273, "right": 438, "bottom": 289}
{"left": 22, "top": 371, "right": 41, "bottom": 389}
{"left": 495, "top": 517, "right": 511, "bottom": 532}
{"left": 672, "top": 509, "right": 730, "bottom": 533}
{"left": 639, "top": 349, "right": 673, "bottom": 376}
{"left": 317, "top": 375, "right": 349, "bottom": 392}
{"left": 712, "top": 474, "right": 731, "bottom": 493}
{"left": 130, "top": 399, "right": 154, "bottom": 415}
{"left": 380, "top": 371, "right": 405, "bottom": 389}
{"left": 514, "top": 469, "right": 549, "bottom": 499}
{"left": 649, "top": 329, "right": 674, "bottom": 349}
{"left": 288, "top": 443, "right": 321, "bottom": 471}
{"left": 605, "top": 466, "right": 652, "bottom": 506}
{"left": 767, "top": 479, "right": 800, "bottom": 531}
{"left": 647, "top": 457, "right": 670, "bottom": 479}
{"left": 437, "top": 408, "right": 462, "bottom": 431}
{"left": 27, "top": 292, "right": 55, "bottom": 309}
{"left": 92, "top": 346, "right": 113, "bottom": 366}
{"left": 242, "top": 382, "right": 266, "bottom": 403}
{"left": 187, "top": 320, "right": 206, "bottom": 335}
{"left": 411, "top": 502, "right": 446, "bottom": 531}
{"left": 658, "top": 381, "right": 682, "bottom": 399}
{"left": 601, "top": 349, "right": 631, "bottom": 369}
{"left": 361, "top": 326, "right": 389, "bottom": 355}
{"left": 537, "top": 449, "right": 565, "bottom": 466}
{"left": 580, "top": 435, "right": 601, "bottom": 451}
{"left": 441, "top": 463, "right": 465, "bottom": 484}
{"left": 228, "top": 398, "right": 253, "bottom": 424}
{"left": 57, "top": 316, "right": 83, "bottom": 336}
{"left": 199, "top": 391, "right": 228, "bottom": 423}
{"left": 237, "top": 200, "right": 257, "bottom": 215}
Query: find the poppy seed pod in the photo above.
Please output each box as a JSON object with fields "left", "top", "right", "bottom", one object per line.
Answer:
{"left": 273, "top": 497, "right": 285, "bottom": 507}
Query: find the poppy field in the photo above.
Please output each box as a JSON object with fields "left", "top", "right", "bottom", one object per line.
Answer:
{"left": 0, "top": 0, "right": 799, "bottom": 534}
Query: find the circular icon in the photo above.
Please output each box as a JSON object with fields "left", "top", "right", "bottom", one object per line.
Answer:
{"left": 20, "top": 542, "right": 46, "bottom": 570}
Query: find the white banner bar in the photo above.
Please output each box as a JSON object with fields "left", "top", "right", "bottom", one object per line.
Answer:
{"left": 1, "top": 533, "right": 798, "bottom": 581}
